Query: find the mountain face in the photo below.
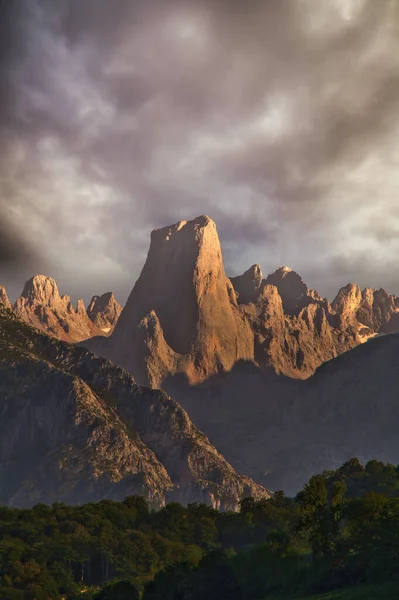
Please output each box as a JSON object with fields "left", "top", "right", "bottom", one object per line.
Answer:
{"left": 87, "top": 292, "right": 122, "bottom": 333}
{"left": 171, "top": 331, "right": 399, "bottom": 496}
{"left": 10, "top": 275, "right": 122, "bottom": 344}
{"left": 0, "top": 303, "right": 268, "bottom": 509}
{"left": 13, "top": 275, "right": 104, "bottom": 343}
{"left": 0, "top": 286, "right": 11, "bottom": 310}
{"left": 85, "top": 215, "right": 399, "bottom": 386}
{"left": 87, "top": 216, "right": 254, "bottom": 387}
{"left": 231, "top": 265, "right": 360, "bottom": 378}
{"left": 7, "top": 216, "right": 399, "bottom": 386}
{"left": 332, "top": 283, "right": 399, "bottom": 335}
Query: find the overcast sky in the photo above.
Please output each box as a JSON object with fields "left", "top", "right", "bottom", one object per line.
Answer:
{"left": 1, "top": 0, "right": 399, "bottom": 304}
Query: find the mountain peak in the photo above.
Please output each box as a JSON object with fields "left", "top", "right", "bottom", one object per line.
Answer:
{"left": 151, "top": 215, "right": 214, "bottom": 242}
{"left": 230, "top": 264, "right": 264, "bottom": 305}
{"left": 87, "top": 292, "right": 122, "bottom": 332}
{"left": 332, "top": 283, "right": 362, "bottom": 315}
{"left": 277, "top": 265, "right": 293, "bottom": 274}
{"left": 266, "top": 267, "right": 311, "bottom": 315}
{"left": 0, "top": 285, "right": 11, "bottom": 310}
{"left": 21, "top": 274, "right": 60, "bottom": 305}
{"left": 89, "top": 215, "right": 254, "bottom": 387}
{"left": 14, "top": 275, "right": 106, "bottom": 343}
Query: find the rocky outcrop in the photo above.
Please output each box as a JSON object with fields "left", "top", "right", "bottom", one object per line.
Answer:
{"left": 0, "top": 304, "right": 269, "bottom": 509}
{"left": 332, "top": 284, "right": 399, "bottom": 336}
{"left": 87, "top": 292, "right": 122, "bottom": 333}
{"left": 230, "top": 264, "right": 263, "bottom": 305}
{"left": 229, "top": 267, "right": 359, "bottom": 379}
{"left": 0, "top": 286, "right": 11, "bottom": 310}
{"left": 13, "top": 275, "right": 106, "bottom": 343}
{"left": 13, "top": 218, "right": 399, "bottom": 385}
{"left": 265, "top": 266, "right": 324, "bottom": 316}
{"left": 86, "top": 216, "right": 254, "bottom": 388}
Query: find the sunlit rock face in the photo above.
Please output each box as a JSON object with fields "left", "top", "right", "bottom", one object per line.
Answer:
{"left": 87, "top": 292, "right": 122, "bottom": 333}
{"left": 230, "top": 266, "right": 359, "bottom": 379}
{"left": 13, "top": 275, "right": 106, "bottom": 343}
{"left": 78, "top": 214, "right": 399, "bottom": 384}
{"left": 87, "top": 215, "right": 254, "bottom": 388}
{"left": 0, "top": 286, "right": 11, "bottom": 310}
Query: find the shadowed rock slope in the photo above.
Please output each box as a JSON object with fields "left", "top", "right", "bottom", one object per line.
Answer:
{"left": 0, "top": 304, "right": 268, "bottom": 509}
{"left": 171, "top": 332, "right": 399, "bottom": 496}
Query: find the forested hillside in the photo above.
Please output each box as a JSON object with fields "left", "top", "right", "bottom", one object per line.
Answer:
{"left": 1, "top": 458, "right": 399, "bottom": 599}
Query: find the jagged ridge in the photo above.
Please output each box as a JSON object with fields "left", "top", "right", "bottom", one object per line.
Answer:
{"left": 0, "top": 303, "right": 269, "bottom": 509}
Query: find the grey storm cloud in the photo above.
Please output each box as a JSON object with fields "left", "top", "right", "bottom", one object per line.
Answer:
{"left": 1, "top": 0, "right": 399, "bottom": 303}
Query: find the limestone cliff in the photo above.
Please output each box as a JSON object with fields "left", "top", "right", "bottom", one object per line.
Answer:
{"left": 332, "top": 283, "right": 399, "bottom": 336}
{"left": 87, "top": 216, "right": 254, "bottom": 387}
{"left": 0, "top": 286, "right": 11, "bottom": 310}
{"left": 0, "top": 304, "right": 269, "bottom": 509}
{"left": 230, "top": 267, "right": 359, "bottom": 379}
{"left": 13, "top": 275, "right": 106, "bottom": 343}
{"left": 87, "top": 292, "right": 122, "bottom": 333}
{"left": 265, "top": 266, "right": 325, "bottom": 315}
{"left": 230, "top": 264, "right": 263, "bottom": 305}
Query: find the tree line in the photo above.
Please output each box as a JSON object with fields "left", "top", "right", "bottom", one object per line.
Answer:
{"left": 1, "top": 458, "right": 399, "bottom": 599}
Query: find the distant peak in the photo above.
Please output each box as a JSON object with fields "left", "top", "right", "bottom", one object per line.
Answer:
{"left": 249, "top": 264, "right": 263, "bottom": 277}
{"left": 0, "top": 285, "right": 11, "bottom": 310}
{"left": 265, "top": 267, "right": 315, "bottom": 315}
{"left": 267, "top": 266, "right": 300, "bottom": 282}
{"left": 21, "top": 274, "right": 60, "bottom": 304}
{"left": 87, "top": 291, "right": 122, "bottom": 331}
{"left": 76, "top": 299, "right": 86, "bottom": 314}
{"left": 230, "top": 264, "right": 264, "bottom": 305}
{"left": 332, "top": 283, "right": 362, "bottom": 314}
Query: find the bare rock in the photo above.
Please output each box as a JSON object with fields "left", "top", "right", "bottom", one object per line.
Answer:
{"left": 265, "top": 266, "right": 324, "bottom": 315}
{"left": 87, "top": 292, "right": 122, "bottom": 333}
{"left": 333, "top": 283, "right": 399, "bottom": 336}
{"left": 88, "top": 216, "right": 254, "bottom": 387}
{"left": 0, "top": 303, "right": 269, "bottom": 509}
{"left": 230, "top": 264, "right": 263, "bottom": 305}
{"left": 13, "top": 275, "right": 105, "bottom": 343}
{"left": 231, "top": 267, "right": 358, "bottom": 379}
{"left": 0, "top": 286, "right": 11, "bottom": 310}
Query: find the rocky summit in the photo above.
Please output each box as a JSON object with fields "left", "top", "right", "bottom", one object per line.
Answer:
{"left": 0, "top": 286, "right": 11, "bottom": 310}
{"left": 10, "top": 275, "right": 122, "bottom": 344}
{"left": 86, "top": 216, "right": 254, "bottom": 387}
{"left": 0, "top": 302, "right": 268, "bottom": 509}
{"left": 85, "top": 215, "right": 390, "bottom": 385}
{"left": 6, "top": 216, "right": 399, "bottom": 386}
{"left": 87, "top": 291, "right": 122, "bottom": 333}
{"left": 3, "top": 214, "right": 399, "bottom": 501}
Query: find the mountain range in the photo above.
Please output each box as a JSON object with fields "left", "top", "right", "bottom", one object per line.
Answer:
{"left": 0, "top": 301, "right": 267, "bottom": 509}
{"left": 2, "top": 214, "right": 399, "bottom": 501}
{"left": 0, "top": 277, "right": 121, "bottom": 343}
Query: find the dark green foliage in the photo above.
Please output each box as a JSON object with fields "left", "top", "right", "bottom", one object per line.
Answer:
{"left": 1, "top": 459, "right": 399, "bottom": 598}
{"left": 93, "top": 580, "right": 140, "bottom": 600}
